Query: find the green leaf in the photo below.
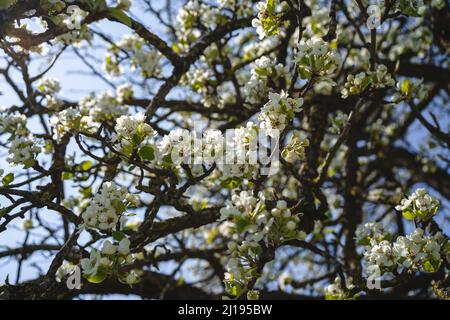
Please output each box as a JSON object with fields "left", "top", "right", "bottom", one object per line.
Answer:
{"left": 220, "top": 177, "right": 241, "bottom": 189}
{"left": 61, "top": 172, "right": 74, "bottom": 180}
{"left": 325, "top": 292, "right": 339, "bottom": 300}
{"left": 260, "top": 0, "right": 280, "bottom": 36}
{"left": 138, "top": 145, "right": 155, "bottom": 161}
{"left": 357, "top": 237, "right": 371, "bottom": 246}
{"left": 361, "top": 76, "right": 372, "bottom": 91}
{"left": 229, "top": 285, "right": 239, "bottom": 297}
{"left": 402, "top": 209, "right": 415, "bottom": 220}
{"left": 112, "top": 199, "right": 126, "bottom": 214}
{"left": 122, "top": 143, "right": 134, "bottom": 156}
{"left": 206, "top": 228, "right": 219, "bottom": 244}
{"left": 79, "top": 186, "right": 92, "bottom": 198}
{"left": 254, "top": 68, "right": 269, "bottom": 77}
{"left": 252, "top": 202, "right": 266, "bottom": 216}
{"left": 443, "top": 242, "right": 450, "bottom": 254}
{"left": 298, "top": 65, "right": 311, "bottom": 80}
{"left": 162, "top": 154, "right": 173, "bottom": 166}
{"left": 131, "top": 132, "right": 144, "bottom": 145}
{"left": 84, "top": 271, "right": 107, "bottom": 284}
{"left": 112, "top": 231, "right": 126, "bottom": 242}
{"left": 234, "top": 216, "right": 250, "bottom": 233}
{"left": 266, "top": 0, "right": 275, "bottom": 14}
{"left": 23, "top": 159, "right": 35, "bottom": 169}
{"left": 250, "top": 245, "right": 262, "bottom": 256}
{"left": 79, "top": 160, "right": 92, "bottom": 171}
{"left": 2, "top": 173, "right": 14, "bottom": 186}
{"left": 401, "top": 79, "right": 410, "bottom": 95}
{"left": 109, "top": 8, "right": 132, "bottom": 27}
{"left": 422, "top": 259, "right": 442, "bottom": 273}
{"left": 417, "top": 210, "right": 429, "bottom": 219}
{"left": 431, "top": 206, "right": 439, "bottom": 216}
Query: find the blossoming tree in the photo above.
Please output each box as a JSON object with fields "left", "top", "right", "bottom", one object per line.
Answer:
{"left": 0, "top": 0, "right": 449, "bottom": 300}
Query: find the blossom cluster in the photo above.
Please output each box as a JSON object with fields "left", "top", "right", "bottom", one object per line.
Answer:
{"left": 240, "top": 36, "right": 280, "bottom": 62}
{"left": 219, "top": 122, "right": 260, "bottom": 179}
{"left": 294, "top": 36, "right": 341, "bottom": 86}
{"left": 220, "top": 191, "right": 306, "bottom": 298}
{"left": 252, "top": 0, "right": 284, "bottom": 40}
{"left": 301, "top": 1, "right": 334, "bottom": 38}
{"left": 81, "top": 181, "right": 139, "bottom": 231}
{"left": 7, "top": 136, "right": 41, "bottom": 168}
{"left": 50, "top": 107, "right": 98, "bottom": 141}
{"left": 175, "top": 0, "right": 223, "bottom": 52}
{"left": 78, "top": 91, "right": 128, "bottom": 122}
{"left": 36, "top": 77, "right": 61, "bottom": 94}
{"left": 324, "top": 276, "right": 356, "bottom": 300}
{"left": 341, "top": 65, "right": 395, "bottom": 98}
{"left": 38, "top": 2, "right": 89, "bottom": 30}
{"left": 0, "top": 110, "right": 28, "bottom": 136}
{"left": 104, "top": 34, "right": 162, "bottom": 78}
{"left": 243, "top": 56, "right": 287, "bottom": 104}
{"left": 116, "top": 84, "right": 134, "bottom": 103}
{"left": 101, "top": 91, "right": 305, "bottom": 180}
{"left": 281, "top": 131, "right": 309, "bottom": 163}
{"left": 61, "top": 5, "right": 89, "bottom": 30}
{"left": 393, "top": 79, "right": 428, "bottom": 102}
{"left": 36, "top": 2, "right": 92, "bottom": 46}
{"left": 152, "top": 124, "right": 259, "bottom": 179}
{"left": 36, "top": 77, "right": 64, "bottom": 110}
{"left": 45, "top": 87, "right": 131, "bottom": 142}
{"left": 355, "top": 222, "right": 390, "bottom": 246}
{"left": 112, "top": 112, "right": 156, "bottom": 155}
{"left": 258, "top": 91, "right": 303, "bottom": 137}
{"left": 181, "top": 0, "right": 241, "bottom": 54}
{"left": 181, "top": 67, "right": 230, "bottom": 108}
{"left": 363, "top": 228, "right": 446, "bottom": 276}
{"left": 357, "top": 189, "right": 448, "bottom": 284}
{"left": 80, "top": 238, "right": 143, "bottom": 285}
{"left": 395, "top": 188, "right": 440, "bottom": 221}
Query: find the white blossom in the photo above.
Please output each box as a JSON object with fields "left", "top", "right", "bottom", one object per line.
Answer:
{"left": 325, "top": 277, "right": 355, "bottom": 300}
{"left": 355, "top": 222, "right": 388, "bottom": 245}
{"left": 294, "top": 36, "right": 341, "bottom": 85}
{"left": 342, "top": 65, "right": 395, "bottom": 99}
{"left": 7, "top": 136, "right": 41, "bottom": 167}
{"left": 395, "top": 188, "right": 440, "bottom": 221}
{"left": 81, "top": 182, "right": 135, "bottom": 231}
{"left": 50, "top": 107, "right": 98, "bottom": 140}
{"left": 259, "top": 91, "right": 302, "bottom": 137}
{"left": 281, "top": 131, "right": 309, "bottom": 163}
{"left": 112, "top": 112, "right": 156, "bottom": 146}
{"left": 63, "top": 5, "right": 88, "bottom": 30}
